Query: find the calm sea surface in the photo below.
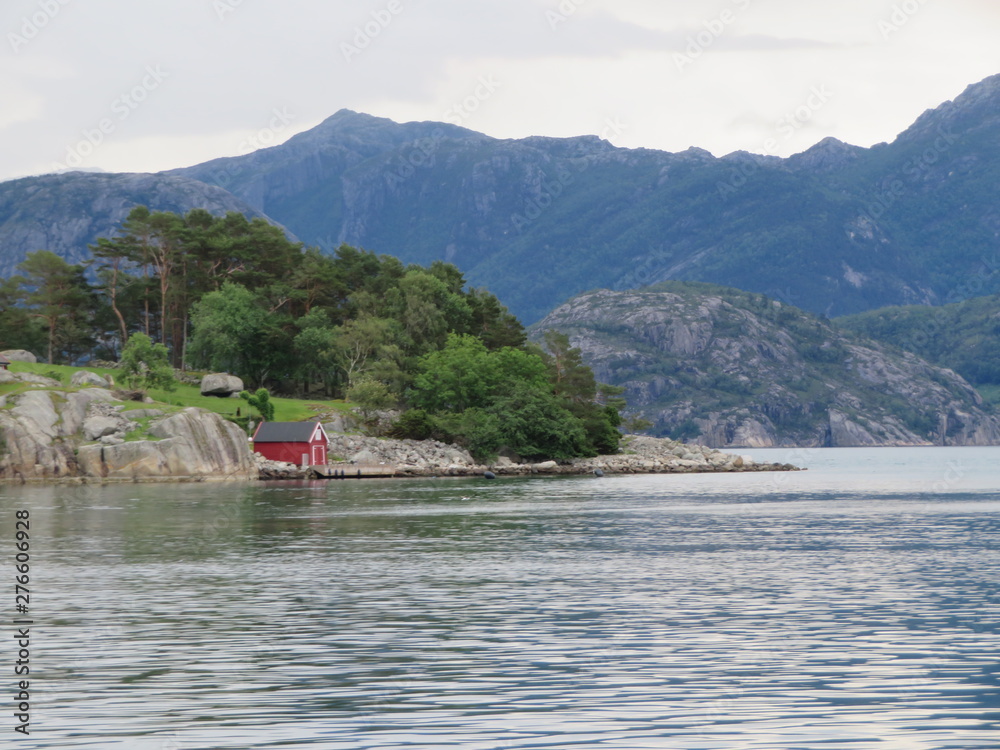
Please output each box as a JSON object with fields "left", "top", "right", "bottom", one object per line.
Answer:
{"left": 2, "top": 447, "right": 998, "bottom": 749}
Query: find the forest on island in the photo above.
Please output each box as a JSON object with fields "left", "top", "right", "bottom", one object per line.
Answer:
{"left": 0, "top": 207, "right": 624, "bottom": 461}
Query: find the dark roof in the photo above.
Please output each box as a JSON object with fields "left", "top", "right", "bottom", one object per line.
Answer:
{"left": 253, "top": 422, "right": 323, "bottom": 443}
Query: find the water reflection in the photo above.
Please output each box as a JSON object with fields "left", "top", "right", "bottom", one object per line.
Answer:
{"left": 1, "top": 447, "right": 998, "bottom": 748}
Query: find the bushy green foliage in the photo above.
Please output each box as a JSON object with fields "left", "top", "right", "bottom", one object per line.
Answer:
{"left": 483, "top": 383, "right": 592, "bottom": 461}
{"left": 405, "top": 332, "right": 623, "bottom": 461}
{"left": 119, "top": 333, "right": 175, "bottom": 392}
{"left": 388, "top": 409, "right": 438, "bottom": 441}
{"left": 2, "top": 209, "right": 624, "bottom": 462}
{"left": 346, "top": 377, "right": 396, "bottom": 423}
{"left": 410, "top": 334, "right": 549, "bottom": 413}
{"left": 189, "top": 282, "right": 286, "bottom": 388}
{"left": 240, "top": 388, "right": 275, "bottom": 422}
{"left": 12, "top": 251, "right": 97, "bottom": 364}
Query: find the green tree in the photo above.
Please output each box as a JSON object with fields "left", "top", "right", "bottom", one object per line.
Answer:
{"left": 90, "top": 237, "right": 137, "bottom": 348}
{"left": 188, "top": 282, "right": 288, "bottom": 387}
{"left": 292, "top": 309, "right": 343, "bottom": 397}
{"left": 119, "top": 332, "right": 176, "bottom": 392}
{"left": 16, "top": 250, "right": 96, "bottom": 364}
{"left": 410, "top": 334, "right": 493, "bottom": 413}
{"left": 0, "top": 277, "right": 44, "bottom": 356}
{"left": 540, "top": 330, "right": 624, "bottom": 455}
{"left": 122, "top": 206, "right": 183, "bottom": 348}
{"left": 411, "top": 334, "right": 550, "bottom": 413}
{"left": 335, "top": 314, "right": 396, "bottom": 387}
{"left": 346, "top": 377, "right": 397, "bottom": 426}
{"left": 466, "top": 287, "right": 526, "bottom": 349}
{"left": 240, "top": 388, "right": 275, "bottom": 422}
{"left": 542, "top": 330, "right": 597, "bottom": 404}
{"left": 485, "top": 383, "right": 591, "bottom": 461}
{"left": 290, "top": 248, "right": 342, "bottom": 315}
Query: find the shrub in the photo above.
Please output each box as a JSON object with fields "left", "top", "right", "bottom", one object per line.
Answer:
{"left": 388, "top": 409, "right": 437, "bottom": 441}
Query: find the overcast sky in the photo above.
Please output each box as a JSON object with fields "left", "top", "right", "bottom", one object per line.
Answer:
{"left": 2, "top": 0, "right": 998, "bottom": 182}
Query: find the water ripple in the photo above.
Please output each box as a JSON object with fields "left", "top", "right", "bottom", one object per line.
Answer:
{"left": 3, "top": 447, "right": 999, "bottom": 748}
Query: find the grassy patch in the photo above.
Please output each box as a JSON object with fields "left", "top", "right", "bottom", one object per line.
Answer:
{"left": 146, "top": 382, "right": 352, "bottom": 423}
{"left": 7, "top": 361, "right": 118, "bottom": 386}
{"left": 4, "top": 361, "right": 353, "bottom": 424}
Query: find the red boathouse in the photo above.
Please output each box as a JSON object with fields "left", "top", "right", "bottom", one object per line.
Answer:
{"left": 252, "top": 421, "right": 329, "bottom": 466}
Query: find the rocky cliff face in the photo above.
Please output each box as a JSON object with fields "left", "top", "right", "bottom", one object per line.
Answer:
{"left": 76, "top": 408, "right": 257, "bottom": 481}
{"left": 0, "top": 375, "right": 256, "bottom": 481}
{"left": 532, "top": 283, "right": 1000, "bottom": 448}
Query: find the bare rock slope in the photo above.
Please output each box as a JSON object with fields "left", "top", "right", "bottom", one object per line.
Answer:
{"left": 0, "top": 375, "right": 256, "bottom": 482}
{"left": 532, "top": 282, "right": 1000, "bottom": 448}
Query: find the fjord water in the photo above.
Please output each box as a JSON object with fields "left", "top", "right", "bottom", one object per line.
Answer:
{"left": 4, "top": 447, "right": 999, "bottom": 749}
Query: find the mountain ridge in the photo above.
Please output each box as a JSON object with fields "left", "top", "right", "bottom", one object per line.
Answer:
{"left": 2, "top": 73, "right": 1000, "bottom": 323}
{"left": 0, "top": 172, "right": 280, "bottom": 277}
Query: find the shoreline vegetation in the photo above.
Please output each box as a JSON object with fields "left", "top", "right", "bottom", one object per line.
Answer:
{"left": 1, "top": 212, "right": 628, "bottom": 468}
{"left": 257, "top": 434, "right": 800, "bottom": 481}
{"left": 0, "top": 210, "right": 797, "bottom": 481}
{"left": 0, "top": 366, "right": 799, "bottom": 485}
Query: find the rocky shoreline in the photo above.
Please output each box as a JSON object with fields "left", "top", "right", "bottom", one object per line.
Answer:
{"left": 0, "top": 370, "right": 257, "bottom": 483}
{"left": 256, "top": 434, "right": 800, "bottom": 480}
{"left": 0, "top": 367, "right": 798, "bottom": 484}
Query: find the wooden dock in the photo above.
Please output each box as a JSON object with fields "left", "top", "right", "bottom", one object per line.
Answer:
{"left": 310, "top": 464, "right": 398, "bottom": 479}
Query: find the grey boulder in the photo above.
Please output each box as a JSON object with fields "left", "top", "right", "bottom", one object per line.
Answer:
{"left": 83, "top": 416, "right": 123, "bottom": 441}
{"left": 200, "top": 373, "right": 244, "bottom": 397}
{"left": 71, "top": 370, "right": 111, "bottom": 388}
{"left": 1, "top": 349, "right": 37, "bottom": 363}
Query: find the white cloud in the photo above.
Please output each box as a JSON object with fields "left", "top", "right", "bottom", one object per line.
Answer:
{"left": 0, "top": 0, "right": 998, "bottom": 179}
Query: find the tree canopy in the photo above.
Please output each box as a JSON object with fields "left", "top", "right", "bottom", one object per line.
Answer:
{"left": 0, "top": 207, "right": 625, "bottom": 462}
{"left": 119, "top": 332, "right": 176, "bottom": 392}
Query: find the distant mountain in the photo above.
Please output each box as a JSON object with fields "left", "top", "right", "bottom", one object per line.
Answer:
{"left": 167, "top": 111, "right": 484, "bottom": 253}
{"left": 3, "top": 74, "right": 1000, "bottom": 323}
{"left": 836, "top": 294, "right": 1000, "bottom": 405}
{"left": 532, "top": 282, "right": 1000, "bottom": 448}
{"left": 0, "top": 172, "right": 276, "bottom": 277}
{"left": 170, "top": 74, "right": 1000, "bottom": 322}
